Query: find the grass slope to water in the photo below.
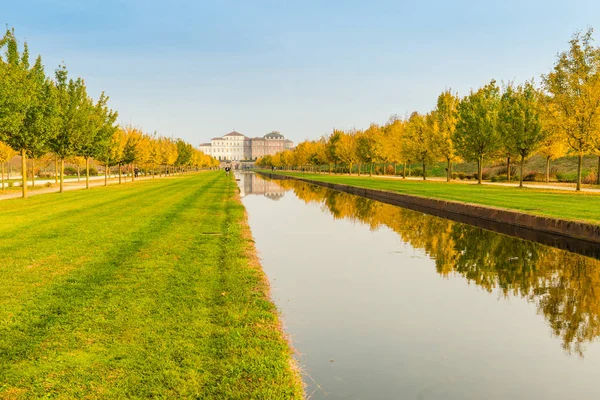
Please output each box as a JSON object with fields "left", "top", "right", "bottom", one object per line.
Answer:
{"left": 0, "top": 172, "right": 302, "bottom": 399}
{"left": 263, "top": 171, "right": 600, "bottom": 225}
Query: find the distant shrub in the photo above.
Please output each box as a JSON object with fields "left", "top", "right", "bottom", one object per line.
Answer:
{"left": 523, "top": 172, "right": 538, "bottom": 181}
{"left": 63, "top": 166, "right": 78, "bottom": 176}
{"left": 491, "top": 175, "right": 509, "bottom": 182}
{"left": 386, "top": 165, "right": 395, "bottom": 175}
{"left": 37, "top": 171, "right": 53, "bottom": 179}
{"left": 556, "top": 172, "right": 578, "bottom": 183}
{"left": 410, "top": 167, "right": 423, "bottom": 177}
{"left": 583, "top": 171, "right": 598, "bottom": 185}
{"left": 88, "top": 167, "right": 98, "bottom": 176}
{"left": 453, "top": 172, "right": 467, "bottom": 180}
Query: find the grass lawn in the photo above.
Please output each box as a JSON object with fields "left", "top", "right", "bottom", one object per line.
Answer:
{"left": 261, "top": 170, "right": 600, "bottom": 225}
{"left": 0, "top": 171, "right": 302, "bottom": 399}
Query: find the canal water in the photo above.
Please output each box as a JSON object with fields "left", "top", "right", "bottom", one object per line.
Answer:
{"left": 237, "top": 172, "right": 600, "bottom": 400}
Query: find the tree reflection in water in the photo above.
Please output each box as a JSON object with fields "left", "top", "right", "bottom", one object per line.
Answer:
{"left": 272, "top": 177, "right": 600, "bottom": 357}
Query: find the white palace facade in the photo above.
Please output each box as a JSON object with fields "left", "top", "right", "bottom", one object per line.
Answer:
{"left": 199, "top": 131, "right": 294, "bottom": 162}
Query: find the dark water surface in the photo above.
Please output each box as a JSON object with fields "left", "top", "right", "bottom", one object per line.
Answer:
{"left": 237, "top": 172, "right": 600, "bottom": 400}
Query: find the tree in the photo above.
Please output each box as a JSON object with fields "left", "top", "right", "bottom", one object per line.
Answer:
{"left": 74, "top": 92, "right": 118, "bottom": 189}
{"left": 159, "top": 136, "right": 178, "bottom": 175}
{"left": 121, "top": 126, "right": 142, "bottom": 181}
{"left": 542, "top": 29, "right": 600, "bottom": 190}
{"left": 404, "top": 112, "right": 439, "bottom": 180}
{"left": 435, "top": 90, "right": 460, "bottom": 181}
{"left": 0, "top": 141, "right": 15, "bottom": 190}
{"left": 50, "top": 65, "right": 90, "bottom": 193}
{"left": 455, "top": 80, "right": 501, "bottom": 184}
{"left": 498, "top": 81, "right": 545, "bottom": 187}
{"left": 175, "top": 138, "right": 193, "bottom": 171}
{"left": 326, "top": 129, "right": 343, "bottom": 173}
{"left": 356, "top": 123, "right": 383, "bottom": 176}
{"left": 382, "top": 116, "right": 405, "bottom": 176}
{"left": 336, "top": 130, "right": 359, "bottom": 175}
{"left": 0, "top": 29, "right": 52, "bottom": 198}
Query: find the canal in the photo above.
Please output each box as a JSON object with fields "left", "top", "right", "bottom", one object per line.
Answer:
{"left": 237, "top": 172, "right": 600, "bottom": 400}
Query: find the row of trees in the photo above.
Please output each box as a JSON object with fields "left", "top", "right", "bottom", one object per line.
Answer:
{"left": 0, "top": 28, "right": 217, "bottom": 198}
{"left": 257, "top": 29, "right": 600, "bottom": 191}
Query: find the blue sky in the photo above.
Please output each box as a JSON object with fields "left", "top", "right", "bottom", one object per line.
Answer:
{"left": 4, "top": 0, "right": 600, "bottom": 144}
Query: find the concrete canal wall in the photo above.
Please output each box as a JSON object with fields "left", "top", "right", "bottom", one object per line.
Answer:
{"left": 260, "top": 172, "right": 600, "bottom": 246}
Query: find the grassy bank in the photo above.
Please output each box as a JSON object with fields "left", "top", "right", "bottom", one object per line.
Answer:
{"left": 0, "top": 172, "right": 302, "bottom": 399}
{"left": 261, "top": 170, "right": 600, "bottom": 225}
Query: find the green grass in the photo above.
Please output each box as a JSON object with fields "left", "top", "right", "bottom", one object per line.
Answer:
{"left": 261, "top": 170, "right": 600, "bottom": 225}
{"left": 0, "top": 172, "right": 302, "bottom": 399}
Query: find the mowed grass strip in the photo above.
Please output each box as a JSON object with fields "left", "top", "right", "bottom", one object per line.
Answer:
{"left": 0, "top": 172, "right": 302, "bottom": 399}
{"left": 261, "top": 171, "right": 600, "bottom": 225}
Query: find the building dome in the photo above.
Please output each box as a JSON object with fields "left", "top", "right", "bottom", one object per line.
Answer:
{"left": 264, "top": 131, "right": 284, "bottom": 139}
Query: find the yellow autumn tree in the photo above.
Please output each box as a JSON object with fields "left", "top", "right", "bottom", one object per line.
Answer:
{"left": 0, "top": 141, "right": 16, "bottom": 191}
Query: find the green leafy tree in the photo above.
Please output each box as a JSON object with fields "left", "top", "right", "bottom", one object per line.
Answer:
{"left": 498, "top": 81, "right": 545, "bottom": 187}
{"left": 49, "top": 65, "right": 90, "bottom": 192}
{"left": 74, "top": 92, "right": 118, "bottom": 188}
{"left": 175, "top": 138, "right": 194, "bottom": 171}
{"left": 454, "top": 80, "right": 501, "bottom": 184}
{"left": 0, "top": 29, "right": 50, "bottom": 198}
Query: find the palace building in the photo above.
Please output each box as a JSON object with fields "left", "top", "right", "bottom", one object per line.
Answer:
{"left": 199, "top": 131, "right": 294, "bottom": 162}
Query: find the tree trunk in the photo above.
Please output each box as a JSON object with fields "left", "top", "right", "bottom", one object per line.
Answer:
{"left": 55, "top": 157, "right": 59, "bottom": 184}
{"left": 576, "top": 153, "right": 582, "bottom": 191}
{"left": 349, "top": 163, "right": 352, "bottom": 175}
{"left": 105, "top": 163, "right": 108, "bottom": 186}
{"left": 86, "top": 157, "right": 90, "bottom": 189}
{"left": 597, "top": 155, "right": 600, "bottom": 185}
{"left": 519, "top": 156, "right": 525, "bottom": 188}
{"left": 118, "top": 164, "right": 122, "bottom": 184}
{"left": 477, "top": 155, "right": 483, "bottom": 184}
{"left": 545, "top": 156, "right": 550, "bottom": 184}
{"left": 447, "top": 158, "right": 451, "bottom": 182}
{"left": 507, "top": 156, "right": 511, "bottom": 181}
{"left": 21, "top": 149, "right": 27, "bottom": 198}
{"left": 77, "top": 164, "right": 81, "bottom": 182}
{"left": 59, "top": 158, "right": 64, "bottom": 193}
{"left": 31, "top": 159, "right": 35, "bottom": 187}
{"left": 403, "top": 162, "right": 406, "bottom": 179}
{"left": 422, "top": 159, "right": 426, "bottom": 180}
{"left": 408, "top": 163, "right": 411, "bottom": 177}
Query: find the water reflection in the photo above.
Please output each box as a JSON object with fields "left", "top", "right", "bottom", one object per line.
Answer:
{"left": 258, "top": 175, "right": 600, "bottom": 357}
{"left": 238, "top": 172, "right": 286, "bottom": 200}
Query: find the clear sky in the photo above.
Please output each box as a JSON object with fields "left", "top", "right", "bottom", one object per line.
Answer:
{"left": 4, "top": 0, "right": 600, "bottom": 145}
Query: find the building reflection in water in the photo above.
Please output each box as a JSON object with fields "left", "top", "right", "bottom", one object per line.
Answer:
{"left": 259, "top": 174, "right": 600, "bottom": 357}
{"left": 238, "top": 172, "right": 286, "bottom": 200}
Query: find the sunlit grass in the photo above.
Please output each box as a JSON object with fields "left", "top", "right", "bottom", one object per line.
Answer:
{"left": 262, "top": 170, "right": 600, "bottom": 225}
{"left": 0, "top": 172, "right": 302, "bottom": 399}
